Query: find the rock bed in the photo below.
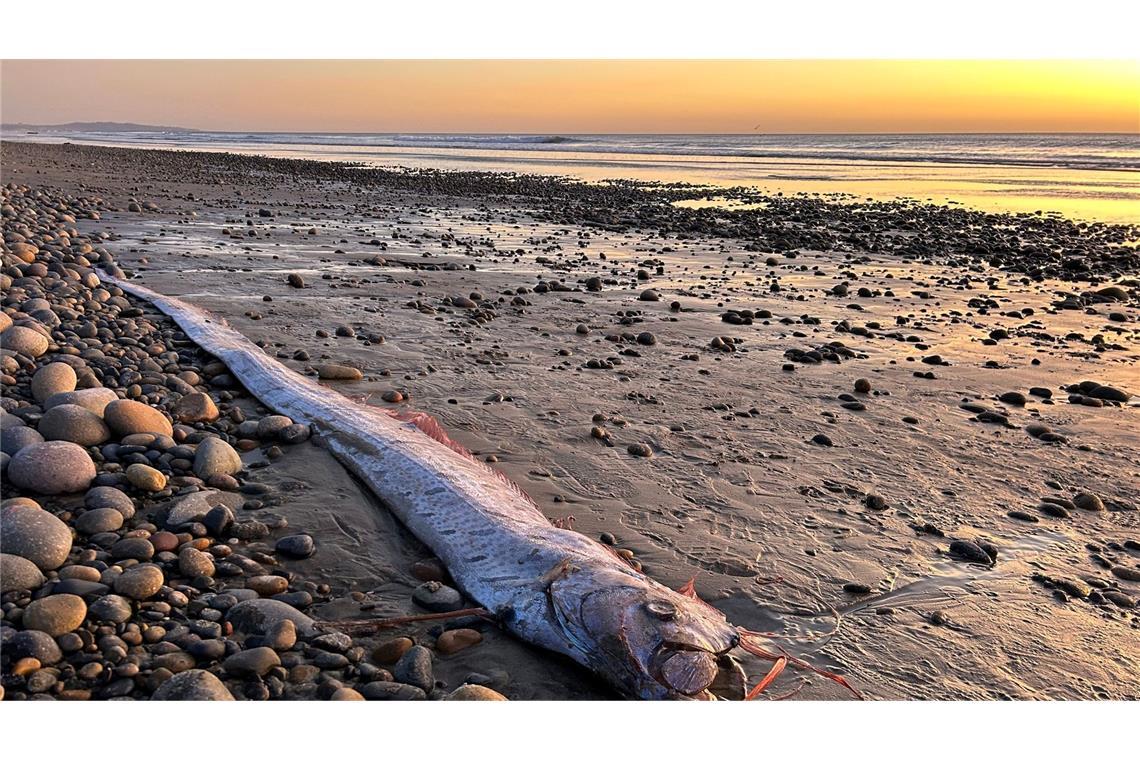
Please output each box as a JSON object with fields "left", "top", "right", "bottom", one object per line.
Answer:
{"left": 1, "top": 184, "right": 503, "bottom": 701}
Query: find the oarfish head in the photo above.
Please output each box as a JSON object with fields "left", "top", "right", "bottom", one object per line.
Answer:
{"left": 548, "top": 564, "right": 740, "bottom": 699}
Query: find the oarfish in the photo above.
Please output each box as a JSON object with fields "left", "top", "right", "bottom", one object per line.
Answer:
{"left": 98, "top": 270, "right": 855, "bottom": 700}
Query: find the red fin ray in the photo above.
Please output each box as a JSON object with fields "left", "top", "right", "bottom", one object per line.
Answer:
{"left": 744, "top": 656, "right": 787, "bottom": 700}
{"left": 385, "top": 409, "right": 540, "bottom": 509}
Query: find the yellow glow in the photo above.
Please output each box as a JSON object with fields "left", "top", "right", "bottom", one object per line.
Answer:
{"left": 2, "top": 60, "right": 1137, "bottom": 133}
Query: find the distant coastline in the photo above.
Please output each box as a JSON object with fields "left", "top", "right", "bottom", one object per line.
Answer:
{"left": 0, "top": 121, "right": 199, "bottom": 133}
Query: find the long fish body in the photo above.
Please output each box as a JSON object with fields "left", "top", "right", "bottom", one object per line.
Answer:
{"left": 99, "top": 270, "right": 742, "bottom": 699}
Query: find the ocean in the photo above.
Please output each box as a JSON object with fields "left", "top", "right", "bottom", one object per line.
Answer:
{"left": 5, "top": 129, "right": 1138, "bottom": 222}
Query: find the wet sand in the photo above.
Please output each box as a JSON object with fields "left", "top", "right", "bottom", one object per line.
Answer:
{"left": 4, "top": 141, "right": 1139, "bottom": 699}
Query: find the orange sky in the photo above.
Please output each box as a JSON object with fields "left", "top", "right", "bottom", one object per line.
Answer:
{"left": 1, "top": 60, "right": 1137, "bottom": 133}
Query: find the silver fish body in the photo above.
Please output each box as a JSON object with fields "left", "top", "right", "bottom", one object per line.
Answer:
{"left": 99, "top": 271, "right": 740, "bottom": 698}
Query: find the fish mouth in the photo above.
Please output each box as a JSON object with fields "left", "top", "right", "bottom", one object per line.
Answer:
{"left": 651, "top": 637, "right": 740, "bottom": 697}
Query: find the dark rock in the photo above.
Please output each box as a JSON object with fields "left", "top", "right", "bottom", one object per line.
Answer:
{"left": 949, "top": 539, "right": 993, "bottom": 565}
{"left": 275, "top": 534, "right": 315, "bottom": 559}
{"left": 392, "top": 645, "right": 434, "bottom": 692}
{"left": 412, "top": 581, "right": 464, "bottom": 612}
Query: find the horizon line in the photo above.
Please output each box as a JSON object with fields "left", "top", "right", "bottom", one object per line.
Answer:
{"left": 2, "top": 124, "right": 1136, "bottom": 137}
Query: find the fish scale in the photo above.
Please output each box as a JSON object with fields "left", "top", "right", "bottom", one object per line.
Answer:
{"left": 97, "top": 270, "right": 743, "bottom": 699}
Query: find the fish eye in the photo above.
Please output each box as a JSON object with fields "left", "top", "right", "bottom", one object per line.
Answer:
{"left": 645, "top": 600, "right": 677, "bottom": 620}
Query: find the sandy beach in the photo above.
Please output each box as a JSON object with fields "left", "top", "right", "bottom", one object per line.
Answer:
{"left": 2, "top": 140, "right": 1138, "bottom": 700}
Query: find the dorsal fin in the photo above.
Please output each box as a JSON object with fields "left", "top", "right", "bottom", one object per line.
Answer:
{"left": 677, "top": 577, "right": 699, "bottom": 598}
{"left": 388, "top": 410, "right": 473, "bottom": 458}
{"left": 386, "top": 409, "right": 540, "bottom": 509}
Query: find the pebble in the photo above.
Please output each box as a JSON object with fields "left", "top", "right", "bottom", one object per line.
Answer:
{"left": 2, "top": 425, "right": 44, "bottom": 457}
{"left": 75, "top": 507, "right": 125, "bottom": 535}
{"left": 193, "top": 437, "right": 243, "bottom": 480}
{"left": 165, "top": 490, "right": 219, "bottom": 526}
{"left": 58, "top": 565, "right": 101, "bottom": 582}
{"left": 2, "top": 324, "right": 50, "bottom": 357}
{"left": 949, "top": 539, "right": 993, "bottom": 565}
{"left": 44, "top": 387, "right": 119, "bottom": 416}
{"left": 1007, "top": 510, "right": 1039, "bottom": 523}
{"left": 87, "top": 594, "right": 133, "bottom": 624}
{"left": 1054, "top": 578, "right": 1092, "bottom": 599}
{"left": 264, "top": 619, "right": 298, "bottom": 651}
{"left": 31, "top": 362, "right": 77, "bottom": 402}
{"left": 411, "top": 559, "right": 447, "bottom": 582}
{"left": 178, "top": 546, "right": 216, "bottom": 578}
{"left": 1103, "top": 591, "right": 1136, "bottom": 608}
{"left": 0, "top": 504, "right": 73, "bottom": 570}
{"left": 7, "top": 440, "right": 97, "bottom": 494}
{"left": 126, "top": 463, "right": 168, "bottom": 492}
{"left": 152, "top": 669, "right": 235, "bottom": 700}
{"left": 1087, "top": 385, "right": 1131, "bottom": 402}
{"left": 248, "top": 575, "right": 289, "bottom": 596}
{"left": 226, "top": 598, "right": 318, "bottom": 638}
{"left": 38, "top": 404, "right": 111, "bottom": 446}
{"left": 12, "top": 658, "right": 42, "bottom": 678}
{"left": 103, "top": 399, "right": 174, "bottom": 437}
{"left": 8, "top": 630, "right": 62, "bottom": 664}
{"left": 627, "top": 443, "right": 653, "bottom": 457}
{"left": 256, "top": 415, "right": 294, "bottom": 438}
{"left": 317, "top": 364, "right": 363, "bottom": 381}
{"left": 149, "top": 531, "right": 180, "bottom": 552}
{"left": 359, "top": 681, "right": 426, "bottom": 700}
{"left": 188, "top": 639, "right": 227, "bottom": 661}
{"left": 1072, "top": 492, "right": 1105, "bottom": 512}
{"left": 202, "top": 505, "right": 234, "bottom": 536}
{"left": 436, "top": 628, "right": 483, "bottom": 655}
{"left": 0, "top": 553, "right": 45, "bottom": 592}
{"left": 172, "top": 392, "right": 220, "bottom": 423}
{"left": 228, "top": 519, "right": 269, "bottom": 539}
{"left": 27, "top": 671, "right": 58, "bottom": 694}
{"left": 412, "top": 581, "right": 464, "bottom": 612}
{"left": 864, "top": 494, "right": 888, "bottom": 511}
{"left": 330, "top": 687, "right": 366, "bottom": 700}
{"left": 275, "top": 534, "right": 315, "bottom": 558}
{"left": 447, "top": 684, "right": 508, "bottom": 701}
{"left": 278, "top": 424, "right": 310, "bottom": 445}
{"left": 373, "top": 637, "right": 415, "bottom": 664}
{"left": 223, "top": 646, "right": 281, "bottom": 677}
{"left": 1110, "top": 566, "right": 1140, "bottom": 583}
{"left": 111, "top": 537, "right": 156, "bottom": 561}
{"left": 312, "top": 651, "right": 350, "bottom": 669}
{"left": 23, "top": 594, "right": 87, "bottom": 636}
{"left": 84, "top": 486, "right": 136, "bottom": 518}
{"left": 392, "top": 645, "right": 434, "bottom": 692}
{"left": 113, "top": 563, "right": 165, "bottom": 600}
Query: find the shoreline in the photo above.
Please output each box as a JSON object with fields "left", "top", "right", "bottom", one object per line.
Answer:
{"left": 2, "top": 141, "right": 1139, "bottom": 700}
{"left": 5, "top": 134, "right": 1140, "bottom": 224}
{"left": 4, "top": 140, "right": 1138, "bottom": 281}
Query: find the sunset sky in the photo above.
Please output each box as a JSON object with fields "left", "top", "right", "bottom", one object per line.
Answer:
{"left": 2, "top": 60, "right": 1137, "bottom": 133}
